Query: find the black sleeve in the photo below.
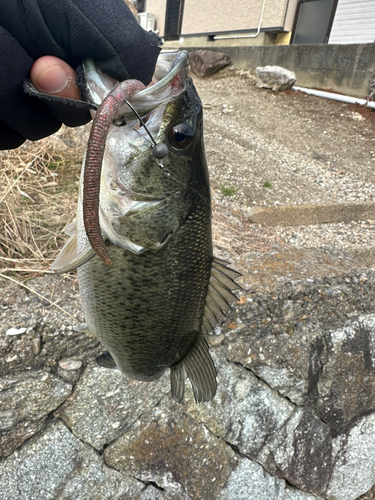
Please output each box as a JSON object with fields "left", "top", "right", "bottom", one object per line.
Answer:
{"left": 0, "top": 0, "right": 161, "bottom": 150}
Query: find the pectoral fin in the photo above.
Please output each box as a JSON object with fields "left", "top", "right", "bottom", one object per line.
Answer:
{"left": 51, "top": 224, "right": 78, "bottom": 271}
{"left": 51, "top": 222, "right": 96, "bottom": 273}
{"left": 51, "top": 244, "right": 96, "bottom": 273}
{"left": 64, "top": 221, "right": 77, "bottom": 237}
{"left": 170, "top": 334, "right": 217, "bottom": 403}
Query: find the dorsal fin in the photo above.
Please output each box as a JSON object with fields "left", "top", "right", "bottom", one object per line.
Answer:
{"left": 170, "top": 333, "right": 217, "bottom": 403}
{"left": 203, "top": 257, "right": 241, "bottom": 334}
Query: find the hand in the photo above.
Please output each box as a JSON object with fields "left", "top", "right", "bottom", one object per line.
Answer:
{"left": 30, "top": 56, "right": 81, "bottom": 101}
{"left": 0, "top": 0, "right": 161, "bottom": 150}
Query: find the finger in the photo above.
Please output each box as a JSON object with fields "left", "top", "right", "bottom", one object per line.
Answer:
{"left": 30, "top": 55, "right": 81, "bottom": 100}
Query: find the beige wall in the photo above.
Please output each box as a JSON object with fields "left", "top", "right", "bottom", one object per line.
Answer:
{"left": 182, "top": 0, "right": 286, "bottom": 34}
{"left": 283, "top": 0, "right": 298, "bottom": 32}
{"left": 146, "top": 0, "right": 167, "bottom": 35}
{"left": 146, "top": 0, "right": 293, "bottom": 38}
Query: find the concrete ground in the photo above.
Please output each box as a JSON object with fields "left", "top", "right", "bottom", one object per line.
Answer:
{"left": 190, "top": 67, "right": 375, "bottom": 288}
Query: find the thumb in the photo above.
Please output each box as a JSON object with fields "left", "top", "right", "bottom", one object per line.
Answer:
{"left": 30, "top": 56, "right": 81, "bottom": 100}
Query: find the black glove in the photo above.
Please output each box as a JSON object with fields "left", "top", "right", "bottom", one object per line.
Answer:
{"left": 0, "top": 0, "right": 161, "bottom": 149}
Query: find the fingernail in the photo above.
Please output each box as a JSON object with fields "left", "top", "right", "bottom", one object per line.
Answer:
{"left": 35, "top": 65, "right": 71, "bottom": 95}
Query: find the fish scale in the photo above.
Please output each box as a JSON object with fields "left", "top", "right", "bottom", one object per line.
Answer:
{"left": 78, "top": 198, "right": 212, "bottom": 381}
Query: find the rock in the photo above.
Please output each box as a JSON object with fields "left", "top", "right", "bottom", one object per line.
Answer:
{"left": 105, "top": 397, "right": 238, "bottom": 499}
{"left": 5, "top": 327, "right": 26, "bottom": 336}
{"left": 58, "top": 358, "right": 82, "bottom": 371}
{"left": 256, "top": 65, "right": 296, "bottom": 91}
{"left": 317, "top": 316, "right": 375, "bottom": 432}
{"left": 182, "top": 355, "right": 295, "bottom": 459}
{"left": 56, "top": 364, "right": 82, "bottom": 384}
{"left": 4, "top": 267, "right": 375, "bottom": 497}
{"left": 0, "top": 419, "right": 147, "bottom": 500}
{"left": 105, "top": 396, "right": 320, "bottom": 500}
{"left": 181, "top": 355, "right": 331, "bottom": 495}
{"left": 326, "top": 412, "right": 375, "bottom": 500}
{"left": 257, "top": 407, "right": 332, "bottom": 495}
{"left": 350, "top": 111, "right": 365, "bottom": 121}
{"left": 207, "top": 332, "right": 224, "bottom": 346}
{"left": 225, "top": 330, "right": 324, "bottom": 406}
{"left": 218, "top": 459, "right": 322, "bottom": 500}
{"left": 31, "top": 336, "right": 41, "bottom": 355}
{"left": 189, "top": 50, "right": 231, "bottom": 77}
{"left": 55, "top": 363, "right": 169, "bottom": 450}
{"left": 0, "top": 371, "right": 72, "bottom": 457}
{"left": 0, "top": 419, "right": 46, "bottom": 459}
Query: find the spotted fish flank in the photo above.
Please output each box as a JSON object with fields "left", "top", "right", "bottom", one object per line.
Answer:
{"left": 52, "top": 51, "right": 240, "bottom": 403}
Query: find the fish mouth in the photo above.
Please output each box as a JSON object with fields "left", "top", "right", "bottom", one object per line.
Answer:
{"left": 81, "top": 51, "right": 190, "bottom": 265}
{"left": 84, "top": 51, "right": 189, "bottom": 117}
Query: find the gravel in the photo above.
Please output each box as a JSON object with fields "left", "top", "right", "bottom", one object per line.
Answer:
{"left": 192, "top": 68, "right": 375, "bottom": 266}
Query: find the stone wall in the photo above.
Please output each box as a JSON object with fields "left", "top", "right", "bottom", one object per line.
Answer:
{"left": 183, "top": 43, "right": 375, "bottom": 98}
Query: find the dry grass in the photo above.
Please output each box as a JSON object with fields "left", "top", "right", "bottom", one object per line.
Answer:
{"left": 358, "top": 486, "right": 375, "bottom": 500}
{"left": 0, "top": 125, "right": 89, "bottom": 278}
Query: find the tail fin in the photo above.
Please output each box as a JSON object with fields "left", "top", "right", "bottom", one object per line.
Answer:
{"left": 170, "top": 334, "right": 217, "bottom": 403}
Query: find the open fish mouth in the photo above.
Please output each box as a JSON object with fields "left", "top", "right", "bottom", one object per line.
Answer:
{"left": 83, "top": 51, "right": 189, "bottom": 114}
{"left": 81, "top": 51, "right": 190, "bottom": 266}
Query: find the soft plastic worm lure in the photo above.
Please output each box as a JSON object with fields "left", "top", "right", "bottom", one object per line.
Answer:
{"left": 83, "top": 80, "right": 145, "bottom": 266}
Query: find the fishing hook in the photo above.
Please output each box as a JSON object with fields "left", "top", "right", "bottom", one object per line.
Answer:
{"left": 124, "top": 100, "right": 169, "bottom": 159}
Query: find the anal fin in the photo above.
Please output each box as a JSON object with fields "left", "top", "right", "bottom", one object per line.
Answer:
{"left": 171, "top": 334, "right": 217, "bottom": 403}
{"left": 96, "top": 351, "right": 118, "bottom": 369}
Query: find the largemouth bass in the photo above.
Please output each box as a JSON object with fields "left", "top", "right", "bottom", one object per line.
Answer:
{"left": 52, "top": 51, "right": 239, "bottom": 403}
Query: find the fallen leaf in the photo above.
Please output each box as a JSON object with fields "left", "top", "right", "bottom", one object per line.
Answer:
{"left": 237, "top": 295, "right": 247, "bottom": 306}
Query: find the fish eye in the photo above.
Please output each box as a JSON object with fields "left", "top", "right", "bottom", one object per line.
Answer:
{"left": 168, "top": 124, "right": 193, "bottom": 149}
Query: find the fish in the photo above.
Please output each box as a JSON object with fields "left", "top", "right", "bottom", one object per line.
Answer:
{"left": 52, "top": 51, "right": 240, "bottom": 403}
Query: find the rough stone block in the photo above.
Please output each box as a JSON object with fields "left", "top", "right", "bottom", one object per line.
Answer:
{"left": 0, "top": 420, "right": 145, "bottom": 500}
{"left": 105, "top": 397, "right": 238, "bottom": 499}
{"left": 0, "top": 371, "right": 72, "bottom": 457}
{"left": 189, "top": 50, "right": 231, "bottom": 77}
{"left": 256, "top": 65, "right": 296, "bottom": 91}
{"left": 55, "top": 363, "right": 169, "bottom": 450}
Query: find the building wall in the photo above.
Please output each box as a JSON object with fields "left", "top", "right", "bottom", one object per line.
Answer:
{"left": 146, "top": 0, "right": 167, "bottom": 35}
{"left": 181, "top": 0, "right": 288, "bottom": 35}
{"left": 283, "top": 0, "right": 298, "bottom": 32}
{"left": 329, "top": 0, "right": 375, "bottom": 44}
{"left": 145, "top": 0, "right": 294, "bottom": 37}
